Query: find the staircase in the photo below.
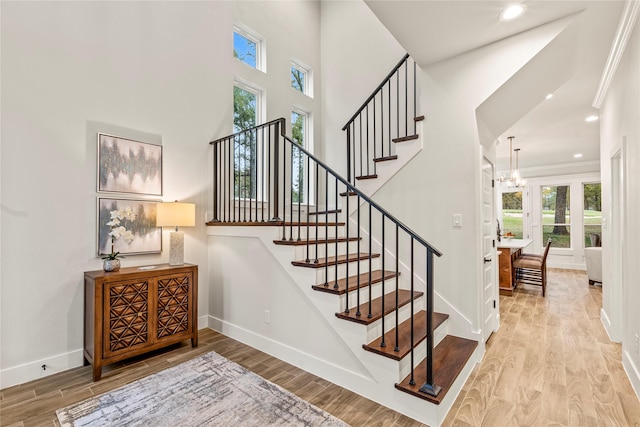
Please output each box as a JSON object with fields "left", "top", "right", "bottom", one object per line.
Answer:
{"left": 207, "top": 55, "right": 478, "bottom": 425}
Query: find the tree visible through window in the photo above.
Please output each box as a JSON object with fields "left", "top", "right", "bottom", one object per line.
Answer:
{"left": 291, "top": 110, "right": 307, "bottom": 203}
{"left": 501, "top": 191, "right": 523, "bottom": 238}
{"left": 584, "top": 183, "right": 602, "bottom": 247}
{"left": 234, "top": 85, "right": 258, "bottom": 199}
{"left": 291, "top": 65, "right": 306, "bottom": 93}
{"left": 233, "top": 30, "right": 258, "bottom": 69}
{"left": 542, "top": 185, "right": 571, "bottom": 248}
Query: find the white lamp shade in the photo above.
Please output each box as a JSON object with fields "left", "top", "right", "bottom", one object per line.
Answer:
{"left": 156, "top": 202, "right": 195, "bottom": 228}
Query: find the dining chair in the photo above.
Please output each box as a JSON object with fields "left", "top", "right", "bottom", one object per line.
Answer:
{"left": 513, "top": 239, "right": 552, "bottom": 296}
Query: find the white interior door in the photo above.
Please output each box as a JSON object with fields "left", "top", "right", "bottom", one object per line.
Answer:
{"left": 482, "top": 157, "right": 498, "bottom": 341}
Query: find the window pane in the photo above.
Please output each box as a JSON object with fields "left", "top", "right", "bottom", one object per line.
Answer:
{"left": 233, "top": 86, "right": 256, "bottom": 132}
{"left": 542, "top": 185, "right": 571, "bottom": 248}
{"left": 234, "top": 31, "right": 257, "bottom": 68}
{"left": 291, "top": 111, "right": 306, "bottom": 203}
{"left": 234, "top": 86, "right": 258, "bottom": 199}
{"left": 501, "top": 191, "right": 523, "bottom": 238}
{"left": 291, "top": 67, "right": 305, "bottom": 92}
{"left": 584, "top": 183, "right": 602, "bottom": 247}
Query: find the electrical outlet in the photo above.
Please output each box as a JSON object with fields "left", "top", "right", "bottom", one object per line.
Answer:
{"left": 264, "top": 310, "right": 271, "bottom": 324}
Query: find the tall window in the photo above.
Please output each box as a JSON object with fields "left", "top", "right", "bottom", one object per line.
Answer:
{"left": 233, "top": 27, "right": 261, "bottom": 70}
{"left": 542, "top": 185, "right": 571, "bottom": 248}
{"left": 291, "top": 62, "right": 308, "bottom": 94}
{"left": 584, "top": 183, "right": 602, "bottom": 247}
{"left": 233, "top": 84, "right": 260, "bottom": 199}
{"left": 291, "top": 110, "right": 308, "bottom": 203}
{"left": 501, "top": 191, "right": 523, "bottom": 238}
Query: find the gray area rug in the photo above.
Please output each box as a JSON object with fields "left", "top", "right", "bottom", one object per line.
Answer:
{"left": 56, "top": 351, "right": 349, "bottom": 426}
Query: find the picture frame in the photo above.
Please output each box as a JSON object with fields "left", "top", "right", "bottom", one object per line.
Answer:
{"left": 97, "top": 133, "right": 163, "bottom": 196}
{"left": 97, "top": 198, "right": 162, "bottom": 256}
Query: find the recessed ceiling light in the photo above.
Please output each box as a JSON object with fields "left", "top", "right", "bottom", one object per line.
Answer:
{"left": 500, "top": 4, "right": 527, "bottom": 21}
{"left": 546, "top": 93, "right": 554, "bottom": 100}
{"left": 585, "top": 115, "right": 599, "bottom": 122}
{"left": 574, "top": 153, "right": 583, "bottom": 158}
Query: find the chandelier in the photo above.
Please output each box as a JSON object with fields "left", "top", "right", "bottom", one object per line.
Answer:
{"left": 499, "top": 136, "right": 526, "bottom": 188}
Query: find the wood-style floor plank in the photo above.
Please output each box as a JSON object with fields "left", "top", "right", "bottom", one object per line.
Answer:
{"left": 443, "top": 268, "right": 640, "bottom": 427}
{"left": 3, "top": 269, "right": 640, "bottom": 427}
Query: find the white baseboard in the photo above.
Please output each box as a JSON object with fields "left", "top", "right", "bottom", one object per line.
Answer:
{"left": 0, "top": 349, "right": 84, "bottom": 389}
{"left": 623, "top": 349, "right": 640, "bottom": 400}
{"left": 205, "top": 315, "right": 373, "bottom": 385}
{"left": 600, "top": 307, "right": 620, "bottom": 343}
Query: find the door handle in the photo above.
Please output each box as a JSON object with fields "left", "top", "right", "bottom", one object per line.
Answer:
{"left": 484, "top": 258, "right": 492, "bottom": 263}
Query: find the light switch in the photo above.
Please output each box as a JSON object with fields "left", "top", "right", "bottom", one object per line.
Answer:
{"left": 452, "top": 214, "right": 462, "bottom": 228}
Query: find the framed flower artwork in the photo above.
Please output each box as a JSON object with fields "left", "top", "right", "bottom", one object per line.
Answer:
{"left": 97, "top": 133, "right": 163, "bottom": 196}
{"left": 97, "top": 198, "right": 162, "bottom": 256}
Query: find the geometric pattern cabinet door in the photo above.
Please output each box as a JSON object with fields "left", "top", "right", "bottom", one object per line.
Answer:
{"left": 104, "top": 279, "right": 150, "bottom": 358}
{"left": 84, "top": 264, "right": 198, "bottom": 381}
{"left": 157, "top": 274, "right": 192, "bottom": 341}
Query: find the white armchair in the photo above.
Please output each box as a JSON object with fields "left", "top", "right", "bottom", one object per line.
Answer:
{"left": 584, "top": 247, "right": 602, "bottom": 285}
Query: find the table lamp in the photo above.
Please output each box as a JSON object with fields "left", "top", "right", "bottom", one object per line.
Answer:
{"left": 156, "top": 201, "right": 196, "bottom": 266}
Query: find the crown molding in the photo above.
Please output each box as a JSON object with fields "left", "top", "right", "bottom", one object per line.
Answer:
{"left": 593, "top": 0, "right": 640, "bottom": 108}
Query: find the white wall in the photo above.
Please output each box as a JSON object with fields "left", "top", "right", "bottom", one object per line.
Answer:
{"left": 0, "top": 0, "right": 321, "bottom": 387}
{"left": 600, "top": 16, "right": 640, "bottom": 395}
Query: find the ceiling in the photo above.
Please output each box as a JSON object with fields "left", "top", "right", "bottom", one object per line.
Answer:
{"left": 365, "top": 1, "right": 625, "bottom": 175}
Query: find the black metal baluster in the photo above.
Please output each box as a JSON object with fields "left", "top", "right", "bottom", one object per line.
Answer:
{"left": 405, "top": 60, "right": 408, "bottom": 136}
{"left": 346, "top": 126, "right": 352, "bottom": 185}
{"left": 324, "top": 168, "right": 329, "bottom": 285}
{"left": 410, "top": 238, "right": 415, "bottom": 385}
{"left": 356, "top": 196, "right": 361, "bottom": 317}
{"left": 315, "top": 163, "right": 319, "bottom": 264}
{"left": 380, "top": 88, "right": 385, "bottom": 159}
{"left": 366, "top": 105, "right": 370, "bottom": 177}
{"left": 334, "top": 177, "right": 339, "bottom": 289}
{"left": 414, "top": 60, "right": 417, "bottom": 136}
{"left": 419, "top": 249, "right": 441, "bottom": 397}
{"left": 289, "top": 142, "right": 294, "bottom": 241}
{"left": 305, "top": 154, "right": 311, "bottom": 262}
{"left": 359, "top": 115, "right": 363, "bottom": 180}
{"left": 380, "top": 215, "right": 386, "bottom": 348}
{"left": 396, "top": 71, "right": 400, "bottom": 139}
{"left": 233, "top": 136, "right": 237, "bottom": 223}
{"left": 394, "top": 224, "right": 399, "bottom": 352}
{"left": 367, "top": 203, "right": 372, "bottom": 318}
{"left": 267, "top": 127, "right": 271, "bottom": 223}
{"left": 373, "top": 95, "right": 376, "bottom": 175}
{"left": 344, "top": 184, "right": 350, "bottom": 313}
{"left": 273, "top": 120, "right": 280, "bottom": 222}
{"left": 388, "top": 80, "right": 392, "bottom": 156}
{"left": 296, "top": 145, "right": 301, "bottom": 241}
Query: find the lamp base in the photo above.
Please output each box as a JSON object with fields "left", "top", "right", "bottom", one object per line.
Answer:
{"left": 169, "top": 230, "right": 185, "bottom": 266}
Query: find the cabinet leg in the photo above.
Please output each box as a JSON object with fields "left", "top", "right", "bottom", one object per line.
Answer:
{"left": 191, "top": 333, "right": 198, "bottom": 348}
{"left": 92, "top": 363, "right": 102, "bottom": 381}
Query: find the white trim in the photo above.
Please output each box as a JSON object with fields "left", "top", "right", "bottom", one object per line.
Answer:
{"left": 233, "top": 24, "right": 266, "bottom": 72}
{"left": 593, "top": 0, "right": 640, "bottom": 108}
{"left": 623, "top": 348, "right": 640, "bottom": 399}
{"left": 0, "top": 349, "right": 84, "bottom": 389}
{"left": 601, "top": 307, "right": 617, "bottom": 342}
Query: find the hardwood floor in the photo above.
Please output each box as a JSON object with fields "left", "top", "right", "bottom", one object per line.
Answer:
{"left": 443, "top": 268, "right": 640, "bottom": 427}
{"left": 1, "top": 269, "right": 638, "bottom": 426}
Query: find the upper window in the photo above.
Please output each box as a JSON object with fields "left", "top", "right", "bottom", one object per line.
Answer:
{"left": 291, "top": 61, "right": 311, "bottom": 96}
{"left": 233, "top": 27, "right": 262, "bottom": 70}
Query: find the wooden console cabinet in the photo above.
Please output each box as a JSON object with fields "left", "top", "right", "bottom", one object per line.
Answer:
{"left": 84, "top": 264, "right": 198, "bottom": 381}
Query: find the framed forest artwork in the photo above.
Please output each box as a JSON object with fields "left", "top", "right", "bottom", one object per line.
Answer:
{"left": 97, "top": 198, "right": 162, "bottom": 256}
{"left": 97, "top": 133, "right": 163, "bottom": 196}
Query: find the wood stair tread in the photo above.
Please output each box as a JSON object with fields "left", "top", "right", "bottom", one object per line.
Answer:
{"left": 392, "top": 134, "right": 419, "bottom": 143}
{"left": 395, "top": 335, "right": 477, "bottom": 405}
{"left": 292, "top": 252, "right": 380, "bottom": 268}
{"left": 206, "top": 221, "right": 344, "bottom": 227}
{"left": 339, "top": 191, "right": 358, "bottom": 197}
{"left": 335, "top": 289, "right": 423, "bottom": 325}
{"left": 355, "top": 174, "right": 378, "bottom": 180}
{"left": 308, "top": 209, "right": 342, "bottom": 216}
{"left": 312, "top": 269, "right": 398, "bottom": 295}
{"left": 363, "top": 311, "right": 449, "bottom": 360}
{"left": 274, "top": 237, "right": 360, "bottom": 246}
{"left": 414, "top": 115, "right": 425, "bottom": 122}
{"left": 373, "top": 155, "right": 398, "bottom": 163}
